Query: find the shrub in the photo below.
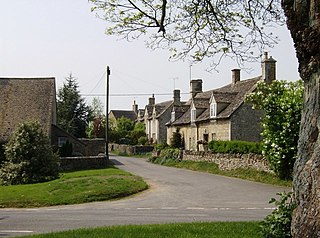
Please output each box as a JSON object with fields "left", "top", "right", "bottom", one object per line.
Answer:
{"left": 138, "top": 136, "right": 148, "bottom": 145}
{"left": 208, "top": 140, "right": 262, "bottom": 154}
{"left": 246, "top": 80, "right": 303, "bottom": 180}
{"left": 170, "top": 129, "right": 184, "bottom": 149}
{"left": 0, "top": 121, "right": 59, "bottom": 185}
{"left": 148, "top": 148, "right": 181, "bottom": 165}
{"left": 260, "top": 192, "right": 296, "bottom": 238}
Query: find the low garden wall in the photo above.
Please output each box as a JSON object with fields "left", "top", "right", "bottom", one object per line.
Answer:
{"left": 182, "top": 151, "right": 272, "bottom": 173}
{"left": 109, "top": 143, "right": 154, "bottom": 155}
{"left": 76, "top": 138, "right": 106, "bottom": 156}
{"left": 59, "top": 155, "right": 110, "bottom": 171}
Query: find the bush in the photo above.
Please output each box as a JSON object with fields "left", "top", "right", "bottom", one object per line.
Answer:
{"left": 208, "top": 140, "right": 262, "bottom": 154}
{"left": 0, "top": 121, "right": 59, "bottom": 185}
{"left": 148, "top": 148, "right": 181, "bottom": 165}
{"left": 138, "top": 136, "right": 148, "bottom": 145}
{"left": 170, "top": 129, "right": 184, "bottom": 149}
{"left": 260, "top": 192, "right": 295, "bottom": 238}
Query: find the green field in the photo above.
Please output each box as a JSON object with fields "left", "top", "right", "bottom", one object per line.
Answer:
{"left": 0, "top": 167, "right": 148, "bottom": 208}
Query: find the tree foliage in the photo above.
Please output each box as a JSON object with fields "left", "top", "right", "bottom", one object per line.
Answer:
{"left": 170, "top": 128, "right": 184, "bottom": 149}
{"left": 0, "top": 121, "right": 59, "bottom": 185}
{"left": 86, "top": 98, "right": 106, "bottom": 139}
{"left": 90, "top": 0, "right": 284, "bottom": 67}
{"left": 246, "top": 80, "right": 304, "bottom": 179}
{"left": 57, "top": 73, "right": 92, "bottom": 138}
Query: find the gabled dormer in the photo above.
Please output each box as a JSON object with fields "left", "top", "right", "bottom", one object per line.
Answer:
{"left": 209, "top": 92, "right": 234, "bottom": 119}
{"left": 191, "top": 103, "right": 197, "bottom": 123}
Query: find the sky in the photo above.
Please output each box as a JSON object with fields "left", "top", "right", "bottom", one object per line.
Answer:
{"left": 0, "top": 1, "right": 300, "bottom": 111}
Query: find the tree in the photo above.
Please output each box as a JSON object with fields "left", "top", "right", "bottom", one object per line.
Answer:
{"left": 90, "top": 1, "right": 320, "bottom": 235}
{"left": 86, "top": 98, "right": 106, "bottom": 138}
{"left": 57, "top": 73, "right": 92, "bottom": 138}
{"left": 0, "top": 121, "right": 59, "bottom": 185}
{"left": 246, "top": 80, "right": 304, "bottom": 180}
{"left": 170, "top": 128, "right": 184, "bottom": 149}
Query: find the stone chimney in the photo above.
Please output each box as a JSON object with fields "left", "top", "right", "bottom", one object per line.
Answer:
{"left": 231, "top": 69, "right": 241, "bottom": 86}
{"left": 148, "top": 94, "right": 155, "bottom": 105}
{"left": 190, "top": 79, "right": 203, "bottom": 98}
{"left": 261, "top": 52, "right": 277, "bottom": 84}
{"left": 132, "top": 100, "right": 138, "bottom": 114}
{"left": 173, "top": 89, "right": 181, "bottom": 105}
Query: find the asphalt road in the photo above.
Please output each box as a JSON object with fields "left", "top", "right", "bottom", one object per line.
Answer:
{"left": 0, "top": 155, "right": 289, "bottom": 237}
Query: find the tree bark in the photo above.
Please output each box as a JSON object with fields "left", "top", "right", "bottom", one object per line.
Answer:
{"left": 282, "top": 0, "right": 320, "bottom": 237}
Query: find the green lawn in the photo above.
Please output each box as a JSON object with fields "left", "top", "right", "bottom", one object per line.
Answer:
{"left": 150, "top": 159, "right": 291, "bottom": 187}
{"left": 19, "top": 222, "right": 261, "bottom": 238}
{"left": 0, "top": 167, "right": 148, "bottom": 208}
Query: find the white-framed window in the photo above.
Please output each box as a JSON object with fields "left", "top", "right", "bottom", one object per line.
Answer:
{"left": 191, "top": 109, "right": 196, "bottom": 122}
{"left": 171, "top": 111, "right": 175, "bottom": 122}
{"left": 210, "top": 103, "right": 217, "bottom": 118}
{"left": 58, "top": 137, "right": 67, "bottom": 147}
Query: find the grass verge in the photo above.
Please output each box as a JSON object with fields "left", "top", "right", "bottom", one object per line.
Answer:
{"left": 150, "top": 158, "right": 291, "bottom": 187}
{"left": 18, "top": 222, "right": 261, "bottom": 238}
{"left": 0, "top": 167, "right": 148, "bottom": 208}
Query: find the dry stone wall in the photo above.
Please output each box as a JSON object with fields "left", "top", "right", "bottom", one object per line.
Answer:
{"left": 182, "top": 150, "right": 272, "bottom": 173}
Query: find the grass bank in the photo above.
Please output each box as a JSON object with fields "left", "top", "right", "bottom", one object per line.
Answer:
{"left": 149, "top": 158, "right": 291, "bottom": 187}
{"left": 0, "top": 167, "right": 148, "bottom": 208}
{"left": 19, "top": 222, "right": 261, "bottom": 238}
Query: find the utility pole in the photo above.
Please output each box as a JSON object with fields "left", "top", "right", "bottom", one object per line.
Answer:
{"left": 105, "top": 66, "right": 111, "bottom": 159}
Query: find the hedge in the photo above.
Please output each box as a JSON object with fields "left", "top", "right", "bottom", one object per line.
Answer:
{"left": 208, "top": 140, "right": 262, "bottom": 154}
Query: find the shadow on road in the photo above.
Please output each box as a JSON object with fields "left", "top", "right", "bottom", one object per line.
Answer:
{"left": 109, "top": 159, "right": 124, "bottom": 166}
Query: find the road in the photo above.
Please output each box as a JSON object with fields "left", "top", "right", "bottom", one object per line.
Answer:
{"left": 0, "top": 155, "right": 289, "bottom": 237}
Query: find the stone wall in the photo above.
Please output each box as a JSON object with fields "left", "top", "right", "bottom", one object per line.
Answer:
{"left": 109, "top": 143, "right": 154, "bottom": 155}
{"left": 182, "top": 150, "right": 272, "bottom": 173}
{"left": 78, "top": 138, "right": 105, "bottom": 156}
{"left": 59, "top": 155, "right": 109, "bottom": 171}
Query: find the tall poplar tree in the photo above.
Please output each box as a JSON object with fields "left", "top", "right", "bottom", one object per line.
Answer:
{"left": 89, "top": 1, "right": 320, "bottom": 235}
{"left": 57, "top": 73, "right": 92, "bottom": 138}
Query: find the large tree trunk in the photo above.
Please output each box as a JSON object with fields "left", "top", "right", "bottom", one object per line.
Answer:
{"left": 292, "top": 73, "right": 320, "bottom": 237}
{"left": 282, "top": 0, "right": 320, "bottom": 237}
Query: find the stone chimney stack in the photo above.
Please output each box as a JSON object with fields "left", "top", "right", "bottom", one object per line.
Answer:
{"left": 261, "top": 52, "right": 277, "bottom": 84}
{"left": 132, "top": 100, "right": 138, "bottom": 114}
{"left": 173, "top": 89, "right": 181, "bottom": 105}
{"left": 231, "top": 69, "right": 241, "bottom": 86}
{"left": 190, "top": 79, "right": 203, "bottom": 99}
{"left": 148, "top": 94, "right": 155, "bottom": 105}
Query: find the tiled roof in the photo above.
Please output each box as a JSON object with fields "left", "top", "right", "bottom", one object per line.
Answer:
{"left": 171, "top": 77, "right": 261, "bottom": 125}
{"left": 109, "top": 110, "right": 137, "bottom": 121}
{"left": 0, "top": 77, "right": 56, "bottom": 142}
{"left": 154, "top": 100, "right": 173, "bottom": 118}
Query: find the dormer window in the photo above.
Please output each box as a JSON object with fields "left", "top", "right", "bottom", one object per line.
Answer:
{"left": 171, "top": 111, "right": 175, "bottom": 122}
{"left": 210, "top": 103, "right": 217, "bottom": 118}
{"left": 191, "top": 109, "right": 196, "bottom": 122}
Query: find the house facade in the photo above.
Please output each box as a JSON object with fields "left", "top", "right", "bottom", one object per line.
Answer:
{"left": 166, "top": 53, "right": 276, "bottom": 151}
{"left": 139, "top": 91, "right": 186, "bottom": 144}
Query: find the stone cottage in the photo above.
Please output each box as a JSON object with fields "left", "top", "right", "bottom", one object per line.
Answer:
{"left": 166, "top": 53, "right": 277, "bottom": 151}
{"left": 139, "top": 91, "right": 187, "bottom": 144}
{"left": 0, "top": 77, "right": 86, "bottom": 154}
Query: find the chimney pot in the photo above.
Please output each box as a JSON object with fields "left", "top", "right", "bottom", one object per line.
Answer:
{"left": 190, "top": 79, "right": 203, "bottom": 98}
{"left": 148, "top": 94, "right": 155, "bottom": 105}
{"left": 173, "top": 89, "right": 181, "bottom": 105}
{"left": 261, "top": 52, "right": 277, "bottom": 84}
{"left": 231, "top": 69, "right": 241, "bottom": 86}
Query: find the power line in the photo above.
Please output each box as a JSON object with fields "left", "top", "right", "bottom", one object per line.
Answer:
{"left": 81, "top": 92, "right": 189, "bottom": 97}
